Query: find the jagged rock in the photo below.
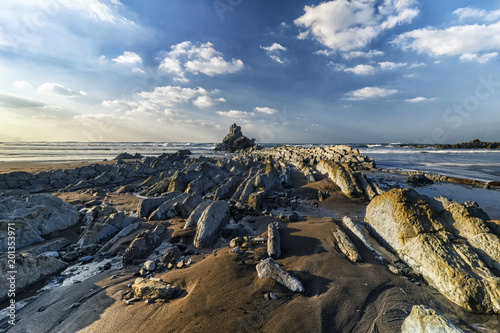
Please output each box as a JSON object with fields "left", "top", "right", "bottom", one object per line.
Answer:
{"left": 143, "top": 260, "right": 156, "bottom": 271}
{"left": 213, "top": 176, "right": 243, "bottom": 200}
{"left": 137, "top": 192, "right": 183, "bottom": 218}
{"left": 161, "top": 246, "right": 182, "bottom": 264}
{"left": 221, "top": 223, "right": 245, "bottom": 239}
{"left": 407, "top": 174, "right": 434, "bottom": 186}
{"left": 365, "top": 188, "right": 500, "bottom": 314}
{"left": 401, "top": 305, "right": 464, "bottom": 333}
{"left": 123, "top": 228, "right": 163, "bottom": 264}
{"left": 183, "top": 200, "right": 213, "bottom": 229}
{"left": 148, "top": 193, "right": 191, "bottom": 221}
{"left": 113, "top": 152, "right": 143, "bottom": 160}
{"left": 267, "top": 222, "right": 281, "bottom": 259}
{"left": 332, "top": 228, "right": 361, "bottom": 263}
{"left": 256, "top": 257, "right": 304, "bottom": 293}
{"left": 316, "top": 160, "right": 381, "bottom": 199}
{"left": 77, "top": 223, "right": 119, "bottom": 247}
{"left": 342, "top": 216, "right": 384, "bottom": 264}
{"left": 193, "top": 201, "right": 230, "bottom": 248}
{"left": 179, "top": 194, "right": 203, "bottom": 219}
{"left": 101, "top": 223, "right": 141, "bottom": 253}
{"left": 132, "top": 278, "right": 180, "bottom": 300}
{"left": 0, "top": 252, "right": 68, "bottom": 301}
{"left": 0, "top": 194, "right": 79, "bottom": 251}
{"left": 214, "top": 123, "right": 259, "bottom": 152}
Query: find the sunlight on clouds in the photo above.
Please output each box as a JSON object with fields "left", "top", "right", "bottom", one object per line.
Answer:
{"left": 58, "top": 0, "right": 134, "bottom": 24}
{"left": 459, "top": 52, "right": 498, "bottom": 64}
{"left": 454, "top": 7, "right": 500, "bottom": 22}
{"left": 343, "top": 87, "right": 399, "bottom": 101}
{"left": 294, "top": 0, "right": 418, "bottom": 53}
{"left": 260, "top": 43, "right": 288, "bottom": 64}
{"left": 255, "top": 107, "right": 278, "bottom": 115}
{"left": 216, "top": 110, "right": 255, "bottom": 117}
{"left": 395, "top": 22, "right": 500, "bottom": 62}
{"left": 38, "top": 83, "right": 87, "bottom": 98}
{"left": 405, "top": 97, "right": 439, "bottom": 103}
{"left": 159, "top": 42, "right": 244, "bottom": 82}
{"left": 112, "top": 51, "right": 142, "bottom": 65}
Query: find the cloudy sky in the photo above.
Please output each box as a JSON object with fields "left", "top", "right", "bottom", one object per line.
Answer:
{"left": 0, "top": 0, "right": 499, "bottom": 143}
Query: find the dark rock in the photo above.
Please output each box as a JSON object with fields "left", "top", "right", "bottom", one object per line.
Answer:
{"left": 407, "top": 174, "right": 434, "bottom": 186}
{"left": 114, "top": 152, "right": 143, "bottom": 160}
{"left": 214, "top": 123, "right": 261, "bottom": 153}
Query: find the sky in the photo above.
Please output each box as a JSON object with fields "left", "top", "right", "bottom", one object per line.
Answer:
{"left": 0, "top": 0, "right": 499, "bottom": 144}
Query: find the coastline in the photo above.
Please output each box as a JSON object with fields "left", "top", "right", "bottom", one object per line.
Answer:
{"left": 1, "top": 139, "right": 500, "bottom": 332}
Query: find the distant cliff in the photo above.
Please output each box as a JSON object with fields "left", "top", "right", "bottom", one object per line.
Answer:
{"left": 403, "top": 139, "right": 500, "bottom": 149}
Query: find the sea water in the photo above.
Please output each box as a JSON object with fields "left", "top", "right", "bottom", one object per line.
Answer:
{"left": 0, "top": 142, "right": 499, "bottom": 182}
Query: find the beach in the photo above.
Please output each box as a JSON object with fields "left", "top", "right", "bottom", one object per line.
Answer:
{"left": 1, "top": 133, "right": 500, "bottom": 332}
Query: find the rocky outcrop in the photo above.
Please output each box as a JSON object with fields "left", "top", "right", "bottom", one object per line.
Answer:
{"left": 365, "top": 188, "right": 500, "bottom": 314}
{"left": 256, "top": 257, "right": 304, "bottom": 293}
{"left": 342, "top": 216, "right": 385, "bottom": 264}
{"left": 122, "top": 225, "right": 166, "bottom": 264}
{"left": 214, "top": 123, "right": 260, "bottom": 152}
{"left": 316, "top": 160, "right": 381, "bottom": 199}
{"left": 193, "top": 201, "right": 230, "bottom": 248}
{"left": 0, "top": 194, "right": 79, "bottom": 251}
{"left": 0, "top": 252, "right": 68, "bottom": 301}
{"left": 401, "top": 305, "right": 463, "bottom": 333}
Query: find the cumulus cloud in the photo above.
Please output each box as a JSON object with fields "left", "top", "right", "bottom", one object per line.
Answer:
{"left": 38, "top": 83, "right": 87, "bottom": 98}
{"left": 216, "top": 110, "right": 255, "bottom": 117}
{"left": 112, "top": 51, "right": 142, "bottom": 65}
{"left": 332, "top": 64, "right": 377, "bottom": 75}
{"left": 394, "top": 21, "right": 500, "bottom": 62}
{"left": 102, "top": 85, "right": 225, "bottom": 117}
{"left": 260, "top": 43, "right": 288, "bottom": 64}
{"left": 294, "top": 0, "right": 419, "bottom": 53}
{"left": 405, "top": 97, "right": 439, "bottom": 103}
{"left": 159, "top": 41, "right": 244, "bottom": 82}
{"left": 255, "top": 107, "right": 278, "bottom": 114}
{"left": 343, "top": 87, "right": 399, "bottom": 100}
{"left": 459, "top": 52, "right": 498, "bottom": 64}
{"left": 454, "top": 7, "right": 500, "bottom": 22}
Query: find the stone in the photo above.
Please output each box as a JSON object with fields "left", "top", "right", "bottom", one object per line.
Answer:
{"left": 342, "top": 216, "right": 385, "bottom": 264}
{"left": 221, "top": 223, "right": 245, "bottom": 239}
{"left": 401, "top": 305, "right": 463, "bottom": 333}
{"left": 0, "top": 194, "right": 79, "bottom": 250}
{"left": 214, "top": 123, "right": 261, "bottom": 152}
{"left": 161, "top": 246, "right": 182, "bottom": 264}
{"left": 267, "top": 222, "right": 281, "bottom": 259}
{"left": 365, "top": 188, "right": 500, "bottom": 314}
{"left": 0, "top": 252, "right": 68, "bottom": 301}
{"left": 143, "top": 260, "right": 156, "bottom": 271}
{"left": 148, "top": 193, "right": 191, "bottom": 221}
{"left": 407, "top": 174, "right": 434, "bottom": 186}
{"left": 114, "top": 152, "right": 143, "bottom": 160}
{"left": 131, "top": 278, "right": 180, "bottom": 300}
{"left": 193, "top": 201, "right": 231, "bottom": 248}
{"left": 137, "top": 192, "right": 183, "bottom": 218}
{"left": 332, "top": 228, "right": 361, "bottom": 263}
{"left": 256, "top": 257, "right": 304, "bottom": 293}
{"left": 183, "top": 200, "right": 213, "bottom": 229}
{"left": 123, "top": 230, "right": 162, "bottom": 264}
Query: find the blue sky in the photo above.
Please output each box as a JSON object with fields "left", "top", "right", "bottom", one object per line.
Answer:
{"left": 0, "top": 0, "right": 499, "bottom": 143}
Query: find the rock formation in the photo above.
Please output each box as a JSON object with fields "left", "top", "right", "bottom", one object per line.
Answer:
{"left": 256, "top": 257, "right": 304, "bottom": 293}
{"left": 366, "top": 188, "right": 500, "bottom": 314}
{"left": 401, "top": 305, "right": 463, "bottom": 333}
{"left": 214, "top": 123, "right": 260, "bottom": 152}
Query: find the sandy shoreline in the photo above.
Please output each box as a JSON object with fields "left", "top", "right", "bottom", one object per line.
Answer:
{"left": 0, "top": 160, "right": 114, "bottom": 174}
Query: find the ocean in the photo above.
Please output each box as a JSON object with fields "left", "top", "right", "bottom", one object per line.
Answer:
{"left": 0, "top": 142, "right": 499, "bottom": 182}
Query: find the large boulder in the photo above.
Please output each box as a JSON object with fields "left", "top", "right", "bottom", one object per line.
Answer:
{"left": 0, "top": 252, "right": 68, "bottom": 301}
{"left": 401, "top": 305, "right": 463, "bottom": 333}
{"left": 193, "top": 201, "right": 230, "bottom": 248}
{"left": 131, "top": 278, "right": 180, "bottom": 300}
{"left": 365, "top": 188, "right": 500, "bottom": 314}
{"left": 214, "top": 123, "right": 260, "bottom": 153}
{"left": 0, "top": 194, "right": 79, "bottom": 251}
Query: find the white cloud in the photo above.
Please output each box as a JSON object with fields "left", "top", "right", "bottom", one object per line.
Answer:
{"left": 337, "top": 64, "right": 377, "bottom": 75}
{"left": 260, "top": 43, "right": 288, "bottom": 64}
{"left": 454, "top": 7, "right": 500, "bottom": 22}
{"left": 58, "top": 0, "right": 134, "bottom": 24}
{"left": 407, "top": 62, "right": 425, "bottom": 69}
{"left": 405, "top": 97, "right": 439, "bottom": 103}
{"left": 459, "top": 52, "right": 498, "bottom": 64}
{"left": 38, "top": 83, "right": 87, "bottom": 98}
{"left": 294, "top": 0, "right": 419, "bottom": 53}
{"left": 112, "top": 51, "right": 142, "bottom": 65}
{"left": 216, "top": 110, "right": 255, "bottom": 117}
{"left": 344, "top": 87, "right": 399, "bottom": 101}
{"left": 379, "top": 61, "right": 407, "bottom": 70}
{"left": 159, "top": 41, "right": 244, "bottom": 82}
{"left": 132, "top": 67, "right": 146, "bottom": 74}
{"left": 341, "top": 50, "right": 384, "bottom": 59}
{"left": 255, "top": 107, "right": 278, "bottom": 114}
{"left": 102, "top": 85, "right": 225, "bottom": 117}
{"left": 394, "top": 21, "right": 500, "bottom": 62}
{"left": 13, "top": 81, "right": 32, "bottom": 89}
